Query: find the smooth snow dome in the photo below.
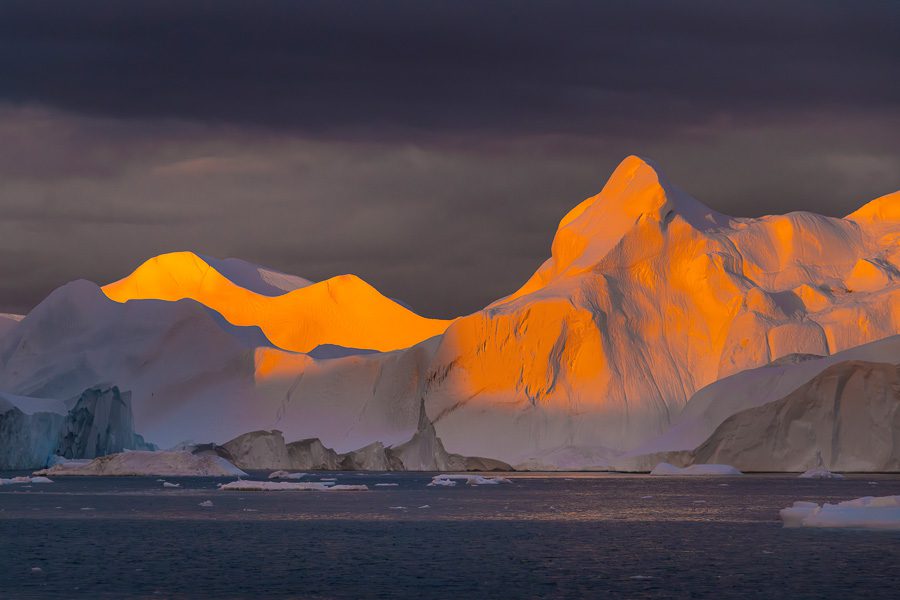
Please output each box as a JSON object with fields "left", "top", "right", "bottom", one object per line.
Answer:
{"left": 780, "top": 496, "right": 900, "bottom": 530}
{"left": 33, "top": 451, "right": 247, "bottom": 477}
{"left": 650, "top": 463, "right": 743, "bottom": 476}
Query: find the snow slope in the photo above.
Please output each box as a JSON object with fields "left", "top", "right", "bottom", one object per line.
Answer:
{"left": 102, "top": 251, "right": 451, "bottom": 353}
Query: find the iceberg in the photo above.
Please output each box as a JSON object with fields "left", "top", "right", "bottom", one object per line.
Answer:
{"left": 780, "top": 496, "right": 900, "bottom": 530}
{"left": 798, "top": 451, "right": 845, "bottom": 479}
{"left": 34, "top": 450, "right": 246, "bottom": 477}
{"left": 218, "top": 480, "right": 368, "bottom": 492}
{"left": 429, "top": 474, "right": 512, "bottom": 486}
{"left": 650, "top": 462, "right": 742, "bottom": 476}
{"left": 0, "top": 476, "right": 53, "bottom": 485}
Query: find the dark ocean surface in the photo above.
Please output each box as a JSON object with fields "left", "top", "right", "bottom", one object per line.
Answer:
{"left": 1, "top": 471, "right": 898, "bottom": 599}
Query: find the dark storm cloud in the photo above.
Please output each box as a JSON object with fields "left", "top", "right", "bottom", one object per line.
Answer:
{"left": 0, "top": 1, "right": 896, "bottom": 136}
{"left": 0, "top": 2, "right": 897, "bottom": 318}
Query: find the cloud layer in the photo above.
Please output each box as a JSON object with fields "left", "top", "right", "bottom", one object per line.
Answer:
{"left": 0, "top": 1, "right": 897, "bottom": 317}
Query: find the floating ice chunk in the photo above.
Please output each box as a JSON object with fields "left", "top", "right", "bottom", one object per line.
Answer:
{"left": 418, "top": 505, "right": 430, "bottom": 509}
{"left": 780, "top": 496, "right": 900, "bottom": 530}
{"left": 80, "top": 507, "right": 95, "bottom": 511}
{"left": 798, "top": 451, "right": 845, "bottom": 479}
{"left": 31, "top": 567, "right": 43, "bottom": 574}
{"left": 650, "top": 462, "right": 742, "bottom": 476}
{"left": 0, "top": 476, "right": 53, "bottom": 485}
{"left": 162, "top": 481, "right": 180, "bottom": 488}
{"left": 388, "top": 506, "right": 406, "bottom": 510}
{"left": 429, "top": 474, "right": 512, "bottom": 487}
{"left": 375, "top": 483, "right": 399, "bottom": 487}
{"left": 427, "top": 477, "right": 456, "bottom": 487}
{"left": 268, "top": 471, "right": 307, "bottom": 480}
{"left": 218, "top": 480, "right": 368, "bottom": 492}
{"left": 641, "top": 495, "right": 653, "bottom": 499}
{"left": 198, "top": 500, "right": 214, "bottom": 507}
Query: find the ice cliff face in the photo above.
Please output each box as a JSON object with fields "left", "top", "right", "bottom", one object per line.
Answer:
{"left": 0, "top": 385, "right": 154, "bottom": 469}
{"left": 688, "top": 360, "right": 900, "bottom": 472}
{"left": 0, "top": 156, "right": 898, "bottom": 469}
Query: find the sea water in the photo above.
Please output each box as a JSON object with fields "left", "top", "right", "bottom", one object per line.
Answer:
{"left": 1, "top": 472, "right": 898, "bottom": 599}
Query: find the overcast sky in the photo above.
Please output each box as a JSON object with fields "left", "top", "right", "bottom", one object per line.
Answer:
{"left": 0, "top": 1, "right": 897, "bottom": 317}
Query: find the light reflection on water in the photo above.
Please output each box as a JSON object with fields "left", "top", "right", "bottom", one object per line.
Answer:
{"left": 2, "top": 471, "right": 899, "bottom": 599}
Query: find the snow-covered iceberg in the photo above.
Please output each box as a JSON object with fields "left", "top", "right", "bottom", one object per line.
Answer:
{"left": 650, "top": 462, "right": 742, "bottom": 476}
{"left": 780, "top": 496, "right": 900, "bottom": 530}
{"left": 34, "top": 450, "right": 246, "bottom": 477}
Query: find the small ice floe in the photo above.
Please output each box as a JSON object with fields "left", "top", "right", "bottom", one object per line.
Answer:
{"left": 780, "top": 495, "right": 900, "bottom": 530}
{"left": 31, "top": 567, "right": 43, "bottom": 574}
{"left": 0, "top": 476, "right": 53, "bottom": 485}
{"left": 650, "top": 462, "right": 742, "bottom": 476}
{"left": 692, "top": 500, "right": 707, "bottom": 504}
{"left": 80, "top": 507, "right": 95, "bottom": 511}
{"left": 640, "top": 495, "right": 653, "bottom": 499}
{"left": 162, "top": 481, "right": 181, "bottom": 488}
{"left": 219, "top": 480, "right": 368, "bottom": 492}
{"left": 798, "top": 451, "right": 845, "bottom": 479}
{"left": 717, "top": 483, "right": 730, "bottom": 487}
{"left": 268, "top": 471, "right": 307, "bottom": 480}
{"left": 388, "top": 506, "right": 406, "bottom": 510}
{"left": 375, "top": 483, "right": 399, "bottom": 487}
{"left": 198, "top": 500, "right": 214, "bottom": 508}
{"left": 868, "top": 482, "right": 879, "bottom": 486}
{"left": 428, "top": 474, "right": 512, "bottom": 487}
{"left": 629, "top": 575, "right": 653, "bottom": 580}
{"left": 418, "top": 505, "right": 431, "bottom": 509}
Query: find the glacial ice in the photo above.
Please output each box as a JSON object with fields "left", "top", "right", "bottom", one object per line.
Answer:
{"left": 650, "top": 463, "right": 742, "bottom": 476}
{"left": 0, "top": 158, "right": 898, "bottom": 470}
{"left": 780, "top": 496, "right": 900, "bottom": 530}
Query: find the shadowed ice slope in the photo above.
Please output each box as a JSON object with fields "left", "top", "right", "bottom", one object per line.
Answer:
{"left": 102, "top": 251, "right": 451, "bottom": 353}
